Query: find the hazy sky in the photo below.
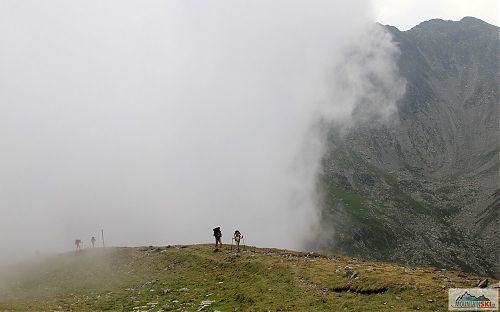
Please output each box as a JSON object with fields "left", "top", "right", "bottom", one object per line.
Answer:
{"left": 374, "top": 0, "right": 499, "bottom": 30}
{"left": 0, "top": 0, "right": 493, "bottom": 264}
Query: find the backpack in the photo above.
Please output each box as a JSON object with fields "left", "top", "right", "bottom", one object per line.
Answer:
{"left": 234, "top": 230, "right": 241, "bottom": 239}
{"left": 213, "top": 227, "right": 222, "bottom": 239}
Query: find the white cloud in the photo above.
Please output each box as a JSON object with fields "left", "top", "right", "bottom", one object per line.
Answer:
{"left": 0, "top": 0, "right": 406, "bottom": 263}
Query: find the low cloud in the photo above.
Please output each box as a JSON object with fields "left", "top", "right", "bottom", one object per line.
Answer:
{"left": 0, "top": 0, "right": 404, "bottom": 264}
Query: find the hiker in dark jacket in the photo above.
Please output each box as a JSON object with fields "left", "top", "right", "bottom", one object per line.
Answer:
{"left": 213, "top": 227, "right": 222, "bottom": 248}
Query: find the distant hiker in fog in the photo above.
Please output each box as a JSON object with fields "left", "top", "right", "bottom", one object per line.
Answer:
{"left": 213, "top": 227, "right": 222, "bottom": 248}
{"left": 75, "top": 239, "right": 81, "bottom": 250}
{"left": 233, "top": 230, "right": 243, "bottom": 252}
{"left": 91, "top": 236, "right": 96, "bottom": 247}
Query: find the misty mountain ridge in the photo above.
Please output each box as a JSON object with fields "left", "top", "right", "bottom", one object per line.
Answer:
{"left": 1, "top": 245, "right": 497, "bottom": 311}
{"left": 315, "top": 16, "right": 499, "bottom": 277}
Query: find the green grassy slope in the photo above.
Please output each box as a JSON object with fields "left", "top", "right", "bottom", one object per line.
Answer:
{"left": 0, "top": 245, "right": 496, "bottom": 311}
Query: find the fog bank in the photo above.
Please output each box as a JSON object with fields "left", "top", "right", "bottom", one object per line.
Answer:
{"left": 0, "top": 0, "right": 403, "bottom": 264}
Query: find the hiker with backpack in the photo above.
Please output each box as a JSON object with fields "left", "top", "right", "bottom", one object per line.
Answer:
{"left": 233, "top": 230, "right": 243, "bottom": 252}
{"left": 75, "top": 239, "right": 82, "bottom": 250}
{"left": 213, "top": 227, "right": 222, "bottom": 248}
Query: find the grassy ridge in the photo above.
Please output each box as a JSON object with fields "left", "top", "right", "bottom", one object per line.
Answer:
{"left": 0, "top": 245, "right": 496, "bottom": 311}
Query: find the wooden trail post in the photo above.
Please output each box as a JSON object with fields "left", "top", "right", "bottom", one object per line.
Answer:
{"left": 101, "top": 229, "right": 105, "bottom": 248}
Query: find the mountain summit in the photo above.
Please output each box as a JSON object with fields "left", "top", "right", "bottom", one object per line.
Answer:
{"left": 315, "top": 17, "right": 499, "bottom": 277}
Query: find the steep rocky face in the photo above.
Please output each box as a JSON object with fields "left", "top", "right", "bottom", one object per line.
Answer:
{"left": 315, "top": 17, "right": 499, "bottom": 277}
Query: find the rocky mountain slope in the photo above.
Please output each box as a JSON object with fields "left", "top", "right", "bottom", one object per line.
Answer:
{"left": 0, "top": 246, "right": 497, "bottom": 311}
{"left": 315, "top": 17, "right": 499, "bottom": 277}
